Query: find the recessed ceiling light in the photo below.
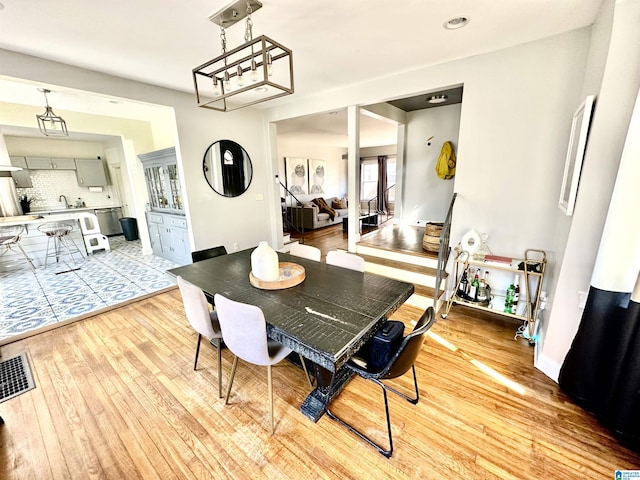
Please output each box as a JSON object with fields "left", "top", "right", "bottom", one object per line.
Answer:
{"left": 444, "top": 16, "right": 469, "bottom": 30}
{"left": 108, "top": 100, "right": 123, "bottom": 104}
{"left": 428, "top": 95, "right": 448, "bottom": 104}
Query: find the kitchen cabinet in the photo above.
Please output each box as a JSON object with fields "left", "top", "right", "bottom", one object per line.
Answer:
{"left": 25, "top": 156, "right": 76, "bottom": 170}
{"left": 145, "top": 211, "right": 190, "bottom": 264}
{"left": 441, "top": 249, "right": 547, "bottom": 344}
{"left": 75, "top": 158, "right": 109, "bottom": 186}
{"left": 138, "top": 147, "right": 183, "bottom": 214}
{"left": 9, "top": 156, "right": 32, "bottom": 188}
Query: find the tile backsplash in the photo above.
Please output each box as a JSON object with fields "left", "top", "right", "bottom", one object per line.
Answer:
{"left": 17, "top": 170, "right": 120, "bottom": 211}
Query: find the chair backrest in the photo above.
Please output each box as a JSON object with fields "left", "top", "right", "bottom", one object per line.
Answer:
{"left": 382, "top": 307, "right": 436, "bottom": 380}
{"left": 214, "top": 294, "right": 272, "bottom": 366}
{"left": 191, "top": 245, "right": 227, "bottom": 263}
{"left": 326, "top": 250, "right": 365, "bottom": 272}
{"left": 289, "top": 243, "right": 321, "bottom": 262}
{"left": 177, "top": 276, "right": 217, "bottom": 338}
{"left": 0, "top": 225, "right": 24, "bottom": 245}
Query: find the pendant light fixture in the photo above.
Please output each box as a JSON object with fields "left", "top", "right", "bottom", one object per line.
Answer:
{"left": 192, "top": 0, "right": 294, "bottom": 112}
{"left": 36, "top": 88, "right": 68, "bottom": 137}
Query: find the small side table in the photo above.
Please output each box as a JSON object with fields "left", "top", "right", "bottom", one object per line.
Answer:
{"left": 342, "top": 213, "right": 379, "bottom": 232}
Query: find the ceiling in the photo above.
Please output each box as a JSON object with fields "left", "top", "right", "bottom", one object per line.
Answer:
{"left": 0, "top": 0, "right": 603, "bottom": 144}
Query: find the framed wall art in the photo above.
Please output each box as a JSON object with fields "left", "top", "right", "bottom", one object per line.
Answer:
{"left": 308, "top": 159, "right": 326, "bottom": 194}
{"left": 559, "top": 95, "right": 595, "bottom": 216}
{"left": 285, "top": 157, "right": 308, "bottom": 195}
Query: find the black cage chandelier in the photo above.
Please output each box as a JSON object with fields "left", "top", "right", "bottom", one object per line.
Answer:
{"left": 192, "top": 0, "right": 294, "bottom": 112}
{"left": 36, "top": 88, "right": 68, "bottom": 137}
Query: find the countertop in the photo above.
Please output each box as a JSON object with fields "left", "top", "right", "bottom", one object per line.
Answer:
{"left": 0, "top": 211, "right": 98, "bottom": 228}
{"left": 30, "top": 206, "right": 122, "bottom": 215}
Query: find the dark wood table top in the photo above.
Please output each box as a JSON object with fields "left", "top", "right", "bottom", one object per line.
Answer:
{"left": 168, "top": 249, "right": 414, "bottom": 372}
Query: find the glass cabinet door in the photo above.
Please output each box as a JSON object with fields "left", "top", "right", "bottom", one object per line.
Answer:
{"left": 139, "top": 147, "right": 183, "bottom": 214}
{"left": 145, "top": 165, "right": 169, "bottom": 209}
{"left": 166, "top": 164, "right": 183, "bottom": 210}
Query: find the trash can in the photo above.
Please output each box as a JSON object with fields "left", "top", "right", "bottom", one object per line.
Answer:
{"left": 119, "top": 217, "right": 139, "bottom": 241}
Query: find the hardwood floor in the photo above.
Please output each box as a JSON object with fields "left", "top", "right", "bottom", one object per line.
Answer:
{"left": 1, "top": 290, "right": 638, "bottom": 479}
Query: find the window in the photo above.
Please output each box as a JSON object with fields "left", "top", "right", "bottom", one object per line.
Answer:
{"left": 360, "top": 160, "right": 378, "bottom": 201}
{"left": 360, "top": 156, "right": 396, "bottom": 201}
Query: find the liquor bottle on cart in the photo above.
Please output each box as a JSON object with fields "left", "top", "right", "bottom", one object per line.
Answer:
{"left": 511, "top": 274, "right": 520, "bottom": 314}
{"left": 505, "top": 279, "right": 516, "bottom": 313}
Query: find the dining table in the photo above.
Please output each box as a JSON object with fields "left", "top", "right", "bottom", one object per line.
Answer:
{"left": 167, "top": 248, "right": 414, "bottom": 421}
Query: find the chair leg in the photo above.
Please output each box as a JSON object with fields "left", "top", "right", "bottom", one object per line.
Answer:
{"left": 194, "top": 333, "right": 202, "bottom": 370}
{"left": 225, "top": 356, "right": 239, "bottom": 404}
{"left": 267, "top": 364, "right": 274, "bottom": 435}
{"left": 325, "top": 377, "right": 394, "bottom": 457}
{"left": 216, "top": 338, "right": 223, "bottom": 398}
{"left": 383, "top": 365, "right": 420, "bottom": 405}
{"left": 15, "top": 243, "right": 35, "bottom": 271}
{"left": 298, "top": 354, "right": 314, "bottom": 388}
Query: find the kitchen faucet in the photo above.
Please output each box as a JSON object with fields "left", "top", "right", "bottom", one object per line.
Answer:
{"left": 58, "top": 194, "right": 70, "bottom": 208}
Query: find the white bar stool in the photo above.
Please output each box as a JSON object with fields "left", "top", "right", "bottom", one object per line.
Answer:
{"left": 0, "top": 225, "right": 35, "bottom": 271}
{"left": 38, "top": 222, "right": 85, "bottom": 267}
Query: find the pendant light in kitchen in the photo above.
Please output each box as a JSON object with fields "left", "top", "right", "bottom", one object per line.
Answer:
{"left": 36, "top": 88, "right": 68, "bottom": 137}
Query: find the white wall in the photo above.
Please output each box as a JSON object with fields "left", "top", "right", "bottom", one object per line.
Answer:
{"left": 402, "top": 104, "right": 460, "bottom": 225}
{"left": 538, "top": 0, "right": 640, "bottom": 379}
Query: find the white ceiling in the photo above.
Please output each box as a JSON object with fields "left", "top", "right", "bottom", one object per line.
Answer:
{"left": 0, "top": 0, "right": 603, "bottom": 144}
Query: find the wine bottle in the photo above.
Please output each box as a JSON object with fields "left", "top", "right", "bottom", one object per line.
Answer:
{"left": 477, "top": 271, "right": 488, "bottom": 303}
{"left": 505, "top": 279, "right": 515, "bottom": 313}
{"left": 511, "top": 274, "right": 520, "bottom": 314}
{"left": 458, "top": 268, "right": 469, "bottom": 299}
{"left": 471, "top": 269, "right": 480, "bottom": 302}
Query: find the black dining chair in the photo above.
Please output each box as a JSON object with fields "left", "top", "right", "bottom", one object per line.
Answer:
{"left": 325, "top": 306, "right": 436, "bottom": 457}
{"left": 191, "top": 245, "right": 227, "bottom": 263}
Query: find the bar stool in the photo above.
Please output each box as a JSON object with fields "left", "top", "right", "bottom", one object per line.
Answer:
{"left": 0, "top": 225, "right": 35, "bottom": 271}
{"left": 38, "top": 222, "right": 85, "bottom": 267}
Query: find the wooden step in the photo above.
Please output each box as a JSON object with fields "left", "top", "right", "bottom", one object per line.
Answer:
{"left": 359, "top": 253, "right": 445, "bottom": 278}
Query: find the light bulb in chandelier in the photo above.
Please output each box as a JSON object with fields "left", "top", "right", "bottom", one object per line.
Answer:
{"left": 223, "top": 70, "right": 231, "bottom": 91}
{"left": 250, "top": 59, "right": 258, "bottom": 82}
{"left": 236, "top": 65, "right": 244, "bottom": 86}
{"left": 212, "top": 76, "right": 221, "bottom": 96}
{"left": 267, "top": 53, "right": 273, "bottom": 77}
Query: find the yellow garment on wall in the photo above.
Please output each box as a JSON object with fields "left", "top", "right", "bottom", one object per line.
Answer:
{"left": 435, "top": 141, "right": 456, "bottom": 179}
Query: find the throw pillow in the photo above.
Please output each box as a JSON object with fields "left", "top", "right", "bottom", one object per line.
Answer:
{"left": 311, "top": 197, "right": 336, "bottom": 220}
{"left": 332, "top": 198, "right": 347, "bottom": 209}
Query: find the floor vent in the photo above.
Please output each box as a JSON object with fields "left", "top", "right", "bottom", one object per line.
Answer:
{"left": 0, "top": 353, "right": 36, "bottom": 403}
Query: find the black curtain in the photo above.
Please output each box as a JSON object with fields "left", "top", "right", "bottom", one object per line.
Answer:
{"left": 558, "top": 286, "right": 640, "bottom": 452}
{"left": 220, "top": 140, "right": 245, "bottom": 197}
{"left": 376, "top": 155, "right": 388, "bottom": 213}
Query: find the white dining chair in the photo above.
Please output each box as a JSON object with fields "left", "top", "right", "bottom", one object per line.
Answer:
{"left": 326, "top": 250, "right": 365, "bottom": 272}
{"left": 177, "top": 276, "right": 225, "bottom": 398}
{"left": 289, "top": 243, "right": 321, "bottom": 262}
{"left": 214, "top": 293, "right": 312, "bottom": 434}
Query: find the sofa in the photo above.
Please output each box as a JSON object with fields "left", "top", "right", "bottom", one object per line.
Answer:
{"left": 286, "top": 197, "right": 348, "bottom": 230}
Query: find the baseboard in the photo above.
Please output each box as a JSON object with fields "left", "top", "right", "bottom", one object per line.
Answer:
{"left": 534, "top": 352, "right": 561, "bottom": 383}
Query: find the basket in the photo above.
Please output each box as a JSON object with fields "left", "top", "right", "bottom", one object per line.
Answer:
{"left": 422, "top": 222, "right": 443, "bottom": 252}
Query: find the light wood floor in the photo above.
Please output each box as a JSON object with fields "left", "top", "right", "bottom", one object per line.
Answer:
{"left": 1, "top": 289, "right": 638, "bottom": 479}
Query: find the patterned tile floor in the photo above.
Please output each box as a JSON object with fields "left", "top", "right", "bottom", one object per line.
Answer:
{"left": 0, "top": 236, "right": 180, "bottom": 341}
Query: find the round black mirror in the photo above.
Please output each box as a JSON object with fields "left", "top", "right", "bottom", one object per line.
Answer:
{"left": 203, "top": 140, "right": 253, "bottom": 197}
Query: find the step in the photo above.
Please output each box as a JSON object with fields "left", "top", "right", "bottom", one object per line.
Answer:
{"left": 356, "top": 244, "right": 439, "bottom": 269}
{"left": 361, "top": 253, "right": 446, "bottom": 290}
